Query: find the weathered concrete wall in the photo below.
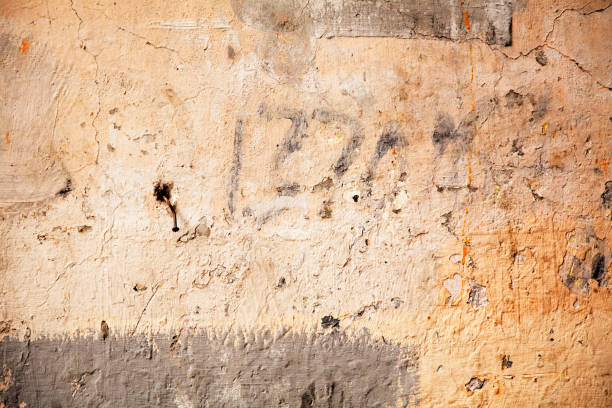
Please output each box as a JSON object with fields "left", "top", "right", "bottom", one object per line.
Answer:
{"left": 0, "top": 0, "right": 611, "bottom": 406}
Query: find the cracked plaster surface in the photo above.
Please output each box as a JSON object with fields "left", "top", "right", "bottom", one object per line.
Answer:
{"left": 0, "top": 0, "right": 611, "bottom": 406}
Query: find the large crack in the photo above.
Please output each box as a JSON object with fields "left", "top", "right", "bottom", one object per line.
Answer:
{"left": 116, "top": 26, "right": 187, "bottom": 63}
{"left": 541, "top": 5, "right": 612, "bottom": 90}
{"left": 547, "top": 44, "right": 611, "bottom": 90}
{"left": 471, "top": 5, "right": 612, "bottom": 91}
{"left": 131, "top": 282, "right": 162, "bottom": 335}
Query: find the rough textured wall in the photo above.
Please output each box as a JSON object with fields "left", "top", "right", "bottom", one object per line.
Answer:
{"left": 0, "top": 0, "right": 611, "bottom": 406}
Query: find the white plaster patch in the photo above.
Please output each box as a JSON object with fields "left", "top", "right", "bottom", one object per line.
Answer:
{"left": 443, "top": 274, "right": 463, "bottom": 304}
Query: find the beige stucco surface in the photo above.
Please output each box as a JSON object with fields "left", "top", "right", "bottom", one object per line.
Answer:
{"left": 1, "top": 0, "right": 611, "bottom": 406}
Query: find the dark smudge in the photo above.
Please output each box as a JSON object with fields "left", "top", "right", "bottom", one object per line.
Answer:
{"left": 465, "top": 377, "right": 487, "bottom": 391}
{"left": 432, "top": 113, "right": 456, "bottom": 154}
{"left": 276, "top": 182, "right": 301, "bottom": 196}
{"left": 592, "top": 253, "right": 606, "bottom": 286}
{"left": 321, "top": 315, "right": 340, "bottom": 329}
{"left": 312, "top": 177, "right": 333, "bottom": 192}
{"left": 276, "top": 109, "right": 309, "bottom": 166}
{"left": 558, "top": 233, "right": 610, "bottom": 294}
{"left": 505, "top": 90, "right": 523, "bottom": 108}
{"left": 502, "top": 355, "right": 513, "bottom": 369}
{"left": 312, "top": 109, "right": 365, "bottom": 177}
{"left": 227, "top": 119, "right": 244, "bottom": 214}
{"left": 259, "top": 105, "right": 310, "bottom": 168}
{"left": 56, "top": 179, "right": 72, "bottom": 197}
{"left": 365, "top": 121, "right": 404, "bottom": 180}
{"left": 601, "top": 181, "right": 612, "bottom": 208}
{"left": 434, "top": 96, "right": 498, "bottom": 155}
{"left": 535, "top": 50, "right": 548, "bottom": 66}
{"left": 282, "top": 111, "right": 309, "bottom": 154}
{"left": 319, "top": 200, "right": 332, "bottom": 219}
{"left": 485, "top": 22, "right": 496, "bottom": 45}
{"left": 374, "top": 123, "right": 401, "bottom": 161}
{"left": 300, "top": 382, "right": 315, "bottom": 408}
{"left": 529, "top": 94, "right": 549, "bottom": 122}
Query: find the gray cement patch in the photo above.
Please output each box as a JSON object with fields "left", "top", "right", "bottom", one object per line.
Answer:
{"left": 1, "top": 329, "right": 418, "bottom": 407}
{"left": 232, "top": 0, "right": 513, "bottom": 45}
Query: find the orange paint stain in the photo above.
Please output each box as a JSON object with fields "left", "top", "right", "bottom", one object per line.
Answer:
{"left": 4, "top": 132, "right": 8, "bottom": 144}
{"left": 463, "top": 12, "right": 471, "bottom": 30}
{"left": 469, "top": 44, "right": 474, "bottom": 85}
{"left": 461, "top": 34, "right": 476, "bottom": 280}
{"left": 477, "top": 160, "right": 481, "bottom": 165}
{"left": 19, "top": 39, "right": 29, "bottom": 53}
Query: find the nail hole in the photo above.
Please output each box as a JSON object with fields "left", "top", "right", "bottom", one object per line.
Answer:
{"left": 154, "top": 181, "right": 179, "bottom": 232}
{"left": 154, "top": 182, "right": 172, "bottom": 202}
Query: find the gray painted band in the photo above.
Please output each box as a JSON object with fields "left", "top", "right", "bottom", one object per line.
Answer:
{"left": 1, "top": 330, "right": 418, "bottom": 407}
